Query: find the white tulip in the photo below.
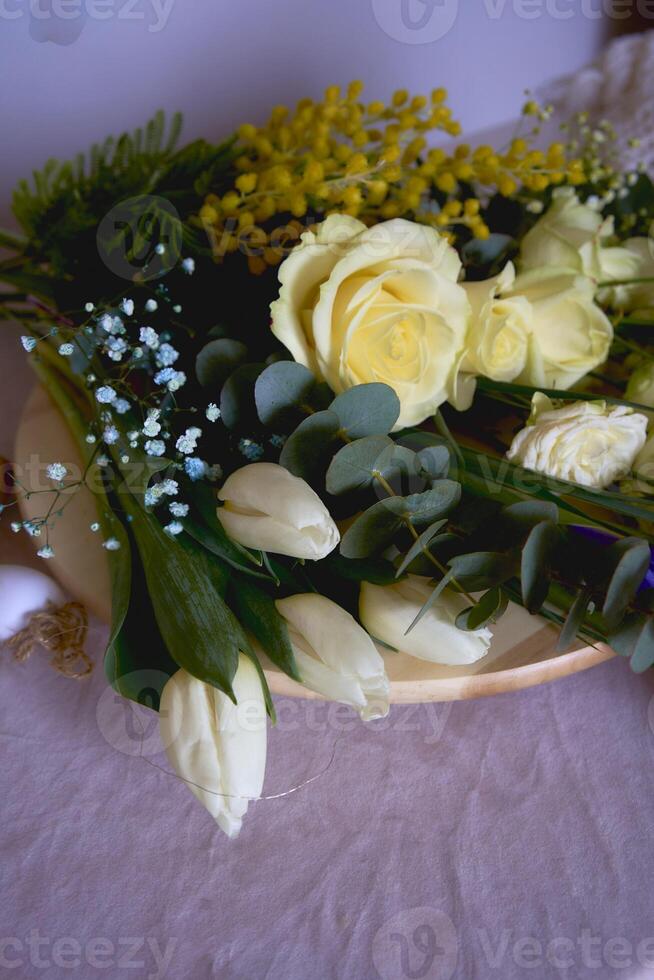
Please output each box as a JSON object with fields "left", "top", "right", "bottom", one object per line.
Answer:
{"left": 276, "top": 593, "right": 389, "bottom": 720}
{"left": 360, "top": 576, "right": 492, "bottom": 666}
{"left": 217, "top": 462, "right": 340, "bottom": 560}
{"left": 507, "top": 393, "right": 648, "bottom": 489}
{"left": 159, "top": 657, "right": 267, "bottom": 838}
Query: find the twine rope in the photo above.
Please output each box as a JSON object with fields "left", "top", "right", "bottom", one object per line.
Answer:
{"left": 6, "top": 601, "right": 92, "bottom": 678}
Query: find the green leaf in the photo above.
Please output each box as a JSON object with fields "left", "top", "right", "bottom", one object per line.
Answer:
{"left": 455, "top": 587, "right": 509, "bottom": 631}
{"left": 329, "top": 383, "right": 400, "bottom": 438}
{"left": 195, "top": 338, "right": 248, "bottom": 387}
{"left": 323, "top": 553, "right": 398, "bottom": 585}
{"left": 254, "top": 361, "right": 316, "bottom": 427}
{"left": 181, "top": 479, "right": 267, "bottom": 576}
{"left": 220, "top": 362, "right": 264, "bottom": 430}
{"left": 405, "top": 569, "right": 456, "bottom": 634}
{"left": 503, "top": 499, "right": 559, "bottom": 529}
{"left": 230, "top": 578, "right": 300, "bottom": 682}
{"left": 521, "top": 521, "right": 559, "bottom": 613}
{"left": 602, "top": 538, "right": 651, "bottom": 629}
{"left": 447, "top": 551, "right": 516, "bottom": 591}
{"left": 123, "top": 494, "right": 251, "bottom": 700}
{"left": 326, "top": 436, "right": 419, "bottom": 495}
{"left": 395, "top": 520, "right": 448, "bottom": 578}
{"left": 340, "top": 497, "right": 407, "bottom": 558}
{"left": 402, "top": 483, "right": 461, "bottom": 525}
{"left": 608, "top": 612, "right": 646, "bottom": 658}
{"left": 279, "top": 410, "right": 342, "bottom": 484}
{"left": 556, "top": 586, "right": 592, "bottom": 652}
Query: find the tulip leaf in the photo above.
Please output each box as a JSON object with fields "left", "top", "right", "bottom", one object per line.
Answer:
{"left": 455, "top": 587, "right": 509, "bottom": 631}
{"left": 196, "top": 338, "right": 248, "bottom": 387}
{"left": 329, "top": 383, "right": 400, "bottom": 438}
{"left": 105, "top": 521, "right": 178, "bottom": 711}
{"left": 255, "top": 361, "right": 317, "bottom": 427}
{"left": 340, "top": 497, "right": 407, "bottom": 558}
{"left": 230, "top": 577, "right": 301, "bottom": 682}
{"left": 124, "top": 493, "right": 252, "bottom": 700}
{"left": 521, "top": 521, "right": 559, "bottom": 613}
{"left": 279, "top": 409, "right": 342, "bottom": 485}
{"left": 220, "top": 362, "right": 264, "bottom": 430}
{"left": 447, "top": 551, "right": 516, "bottom": 591}
{"left": 181, "top": 478, "right": 269, "bottom": 577}
{"left": 601, "top": 538, "right": 651, "bottom": 629}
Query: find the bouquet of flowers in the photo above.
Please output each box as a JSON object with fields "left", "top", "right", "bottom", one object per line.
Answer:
{"left": 3, "top": 83, "right": 654, "bottom": 836}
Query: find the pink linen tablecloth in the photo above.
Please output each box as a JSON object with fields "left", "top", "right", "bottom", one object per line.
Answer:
{"left": 3, "top": 325, "right": 654, "bottom": 980}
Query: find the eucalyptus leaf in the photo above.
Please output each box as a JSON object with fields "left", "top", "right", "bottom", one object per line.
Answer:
{"left": 403, "top": 482, "right": 461, "bottom": 525}
{"left": 395, "top": 519, "right": 448, "bottom": 578}
{"left": 405, "top": 569, "right": 456, "bottom": 634}
{"left": 521, "top": 521, "right": 559, "bottom": 613}
{"left": 279, "top": 409, "right": 342, "bottom": 484}
{"left": 220, "top": 362, "right": 264, "bottom": 430}
{"left": 455, "top": 587, "right": 508, "bottom": 631}
{"left": 601, "top": 538, "right": 651, "bottom": 629}
{"left": 608, "top": 612, "right": 646, "bottom": 659}
{"left": 196, "top": 338, "right": 248, "bottom": 388}
{"left": 329, "top": 383, "right": 400, "bottom": 438}
{"left": 630, "top": 617, "right": 654, "bottom": 673}
{"left": 556, "top": 586, "right": 592, "bottom": 653}
{"left": 340, "top": 497, "right": 407, "bottom": 559}
{"left": 254, "top": 361, "right": 316, "bottom": 427}
{"left": 447, "top": 551, "right": 516, "bottom": 591}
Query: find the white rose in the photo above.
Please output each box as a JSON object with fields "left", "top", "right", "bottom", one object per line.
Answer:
{"left": 519, "top": 188, "right": 609, "bottom": 278}
{"left": 159, "top": 658, "right": 267, "bottom": 838}
{"left": 217, "top": 462, "right": 339, "bottom": 560}
{"left": 359, "top": 576, "right": 492, "bottom": 666}
{"left": 508, "top": 269, "right": 613, "bottom": 389}
{"left": 507, "top": 392, "right": 648, "bottom": 488}
{"left": 461, "top": 262, "right": 532, "bottom": 382}
{"left": 275, "top": 593, "right": 389, "bottom": 720}
{"left": 270, "top": 215, "right": 473, "bottom": 429}
{"left": 625, "top": 434, "right": 654, "bottom": 496}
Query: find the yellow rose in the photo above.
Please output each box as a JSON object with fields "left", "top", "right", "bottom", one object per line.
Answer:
{"left": 600, "top": 237, "right": 654, "bottom": 313}
{"left": 270, "top": 216, "right": 472, "bottom": 429}
{"left": 461, "top": 262, "right": 532, "bottom": 383}
{"left": 519, "top": 188, "right": 609, "bottom": 278}
{"left": 508, "top": 269, "right": 613, "bottom": 390}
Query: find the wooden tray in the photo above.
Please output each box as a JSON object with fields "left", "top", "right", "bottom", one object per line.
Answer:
{"left": 14, "top": 385, "right": 615, "bottom": 702}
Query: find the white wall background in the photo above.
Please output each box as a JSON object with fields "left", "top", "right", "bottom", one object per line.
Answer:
{"left": 0, "top": 0, "right": 613, "bottom": 228}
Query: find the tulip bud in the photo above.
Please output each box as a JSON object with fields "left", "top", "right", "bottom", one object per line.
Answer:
{"left": 360, "top": 576, "right": 492, "bottom": 666}
{"left": 276, "top": 593, "right": 389, "bottom": 720}
{"left": 217, "top": 462, "right": 340, "bottom": 560}
{"left": 159, "top": 656, "right": 267, "bottom": 838}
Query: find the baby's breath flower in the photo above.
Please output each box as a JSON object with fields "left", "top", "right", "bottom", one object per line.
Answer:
{"left": 161, "top": 479, "right": 179, "bottom": 496}
{"left": 184, "top": 457, "right": 206, "bottom": 481}
{"left": 144, "top": 439, "right": 166, "bottom": 457}
{"left": 169, "top": 502, "right": 189, "bottom": 517}
{"left": 11, "top": 521, "right": 22, "bottom": 533}
{"left": 155, "top": 368, "right": 186, "bottom": 392}
{"left": 90, "top": 522, "right": 100, "bottom": 532}
{"left": 106, "top": 336, "right": 128, "bottom": 361}
{"left": 145, "top": 299, "right": 158, "bottom": 313}
{"left": 21, "top": 336, "right": 36, "bottom": 352}
{"left": 164, "top": 521, "right": 184, "bottom": 536}
{"left": 239, "top": 438, "right": 264, "bottom": 461}
{"left": 58, "top": 343, "right": 74, "bottom": 357}
{"left": 181, "top": 257, "right": 195, "bottom": 275}
{"left": 95, "top": 385, "right": 116, "bottom": 404}
{"left": 46, "top": 462, "right": 67, "bottom": 482}
{"left": 140, "top": 327, "right": 160, "bottom": 350}
{"left": 143, "top": 409, "right": 161, "bottom": 437}
{"left": 176, "top": 427, "right": 202, "bottom": 455}
{"left": 155, "top": 343, "right": 179, "bottom": 368}
{"left": 103, "top": 537, "right": 121, "bottom": 551}
{"left": 103, "top": 426, "right": 119, "bottom": 445}
{"left": 114, "top": 398, "right": 130, "bottom": 415}
{"left": 37, "top": 545, "right": 55, "bottom": 559}
{"left": 84, "top": 302, "right": 94, "bottom": 312}
{"left": 206, "top": 403, "right": 221, "bottom": 422}
{"left": 120, "top": 298, "right": 134, "bottom": 316}
{"left": 205, "top": 463, "right": 223, "bottom": 482}
{"left": 269, "top": 433, "right": 287, "bottom": 449}
{"left": 85, "top": 433, "right": 96, "bottom": 444}
{"left": 96, "top": 454, "right": 110, "bottom": 467}
{"left": 155, "top": 243, "right": 166, "bottom": 255}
